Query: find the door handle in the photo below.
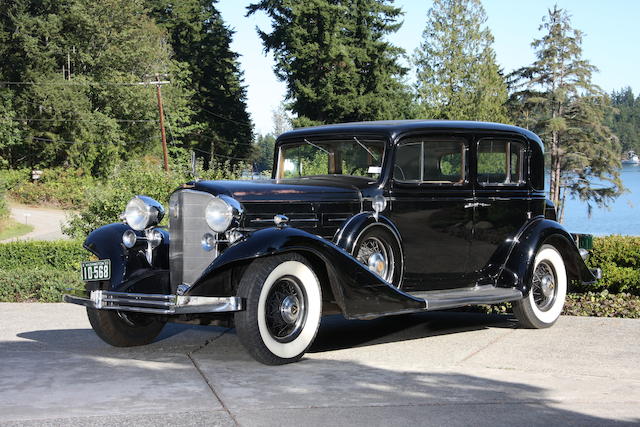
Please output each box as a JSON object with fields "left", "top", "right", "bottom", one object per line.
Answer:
{"left": 464, "top": 202, "right": 491, "bottom": 209}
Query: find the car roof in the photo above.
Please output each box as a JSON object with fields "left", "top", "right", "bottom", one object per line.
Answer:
{"left": 277, "top": 120, "right": 543, "bottom": 151}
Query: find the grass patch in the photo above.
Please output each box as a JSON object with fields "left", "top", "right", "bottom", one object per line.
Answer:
{"left": 0, "top": 219, "right": 34, "bottom": 240}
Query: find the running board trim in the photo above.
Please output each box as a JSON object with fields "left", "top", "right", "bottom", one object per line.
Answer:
{"left": 409, "top": 286, "right": 523, "bottom": 311}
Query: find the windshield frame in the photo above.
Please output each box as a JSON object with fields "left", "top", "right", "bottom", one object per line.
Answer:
{"left": 273, "top": 134, "right": 389, "bottom": 182}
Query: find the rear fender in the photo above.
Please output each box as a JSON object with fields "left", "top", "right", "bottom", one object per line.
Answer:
{"left": 187, "top": 226, "right": 424, "bottom": 319}
{"left": 498, "top": 218, "right": 596, "bottom": 294}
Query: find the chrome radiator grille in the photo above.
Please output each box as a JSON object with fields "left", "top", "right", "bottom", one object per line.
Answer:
{"left": 169, "top": 190, "right": 217, "bottom": 290}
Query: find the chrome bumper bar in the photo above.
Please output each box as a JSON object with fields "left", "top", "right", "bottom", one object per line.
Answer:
{"left": 63, "top": 290, "right": 242, "bottom": 315}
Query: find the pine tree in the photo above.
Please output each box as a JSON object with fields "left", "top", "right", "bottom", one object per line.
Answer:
{"left": 413, "top": 0, "right": 507, "bottom": 121}
{"left": 147, "top": 0, "right": 254, "bottom": 166}
{"left": 247, "top": 0, "right": 414, "bottom": 125}
{"left": 607, "top": 87, "right": 640, "bottom": 153}
{"left": 509, "top": 6, "right": 622, "bottom": 221}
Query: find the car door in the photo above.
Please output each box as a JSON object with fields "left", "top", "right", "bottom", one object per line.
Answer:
{"left": 389, "top": 134, "right": 474, "bottom": 291}
{"left": 468, "top": 136, "right": 531, "bottom": 285}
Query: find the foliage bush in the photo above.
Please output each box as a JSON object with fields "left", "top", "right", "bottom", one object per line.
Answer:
{"left": 0, "top": 240, "right": 87, "bottom": 302}
{"left": 0, "top": 240, "right": 88, "bottom": 271}
{"left": 0, "top": 267, "right": 83, "bottom": 302}
{"left": 63, "top": 156, "right": 246, "bottom": 238}
{"left": 563, "top": 291, "right": 640, "bottom": 319}
{"left": 6, "top": 168, "right": 94, "bottom": 209}
{"left": 581, "top": 235, "right": 640, "bottom": 295}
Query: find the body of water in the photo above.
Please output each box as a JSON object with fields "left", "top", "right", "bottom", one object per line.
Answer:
{"left": 562, "top": 164, "right": 640, "bottom": 236}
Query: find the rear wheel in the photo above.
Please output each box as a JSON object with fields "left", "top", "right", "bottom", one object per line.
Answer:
{"left": 513, "top": 244, "right": 567, "bottom": 328}
{"left": 87, "top": 309, "right": 166, "bottom": 347}
{"left": 234, "top": 253, "right": 322, "bottom": 365}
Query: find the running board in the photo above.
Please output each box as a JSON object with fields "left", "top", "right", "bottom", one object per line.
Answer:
{"left": 408, "top": 286, "right": 523, "bottom": 311}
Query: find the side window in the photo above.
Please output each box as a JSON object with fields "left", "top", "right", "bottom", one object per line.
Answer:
{"left": 394, "top": 142, "right": 421, "bottom": 181}
{"left": 394, "top": 137, "right": 466, "bottom": 184}
{"left": 477, "top": 139, "right": 525, "bottom": 185}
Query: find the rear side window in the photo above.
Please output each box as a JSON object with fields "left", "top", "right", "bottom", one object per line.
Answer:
{"left": 394, "top": 137, "right": 467, "bottom": 184}
{"left": 477, "top": 139, "right": 525, "bottom": 185}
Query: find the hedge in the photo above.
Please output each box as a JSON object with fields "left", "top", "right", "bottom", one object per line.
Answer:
{"left": 0, "top": 240, "right": 89, "bottom": 271}
{"left": 582, "top": 235, "right": 640, "bottom": 295}
{"left": 0, "top": 240, "right": 88, "bottom": 302}
{"left": 0, "top": 267, "right": 83, "bottom": 302}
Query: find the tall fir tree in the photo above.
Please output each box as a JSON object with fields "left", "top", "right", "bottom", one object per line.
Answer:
{"left": 247, "top": 0, "right": 415, "bottom": 125}
{"left": 147, "top": 0, "right": 254, "bottom": 166}
{"left": 606, "top": 87, "right": 640, "bottom": 154}
{"left": 509, "top": 6, "right": 622, "bottom": 221}
{"left": 413, "top": 0, "right": 507, "bottom": 122}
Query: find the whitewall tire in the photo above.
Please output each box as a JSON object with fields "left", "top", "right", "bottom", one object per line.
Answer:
{"left": 235, "top": 253, "right": 322, "bottom": 365}
{"left": 513, "top": 244, "right": 567, "bottom": 328}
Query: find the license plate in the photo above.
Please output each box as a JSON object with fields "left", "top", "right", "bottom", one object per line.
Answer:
{"left": 81, "top": 260, "right": 111, "bottom": 281}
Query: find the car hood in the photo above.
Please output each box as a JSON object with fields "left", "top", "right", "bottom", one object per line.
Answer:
{"left": 191, "top": 177, "right": 366, "bottom": 203}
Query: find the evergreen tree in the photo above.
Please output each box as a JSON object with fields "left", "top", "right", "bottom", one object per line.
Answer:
{"left": 147, "top": 0, "right": 254, "bottom": 166}
{"left": 247, "top": 0, "right": 414, "bottom": 125}
{"left": 413, "top": 0, "right": 507, "bottom": 121}
{"left": 607, "top": 87, "right": 640, "bottom": 153}
{"left": 509, "top": 6, "right": 622, "bottom": 221}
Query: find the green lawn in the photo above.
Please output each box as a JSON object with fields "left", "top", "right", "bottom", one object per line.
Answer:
{"left": 0, "top": 219, "right": 34, "bottom": 240}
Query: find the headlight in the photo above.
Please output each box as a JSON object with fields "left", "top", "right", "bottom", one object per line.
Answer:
{"left": 205, "top": 195, "right": 242, "bottom": 233}
{"left": 123, "top": 196, "right": 165, "bottom": 231}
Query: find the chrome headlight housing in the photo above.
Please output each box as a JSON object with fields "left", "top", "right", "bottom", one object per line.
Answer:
{"left": 205, "top": 195, "right": 243, "bottom": 233}
{"left": 123, "top": 196, "right": 165, "bottom": 231}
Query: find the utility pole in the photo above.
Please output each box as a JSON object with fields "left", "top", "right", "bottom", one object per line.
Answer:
{"left": 155, "top": 74, "right": 169, "bottom": 172}
{"left": 139, "top": 74, "right": 171, "bottom": 172}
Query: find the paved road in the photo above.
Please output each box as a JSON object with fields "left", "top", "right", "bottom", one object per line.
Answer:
{"left": 0, "top": 304, "right": 638, "bottom": 426}
{"left": 1, "top": 204, "right": 71, "bottom": 242}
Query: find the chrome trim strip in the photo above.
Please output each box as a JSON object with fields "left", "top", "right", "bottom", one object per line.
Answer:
{"left": 63, "top": 290, "right": 243, "bottom": 314}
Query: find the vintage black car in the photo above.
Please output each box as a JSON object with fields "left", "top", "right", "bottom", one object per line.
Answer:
{"left": 65, "top": 120, "right": 599, "bottom": 365}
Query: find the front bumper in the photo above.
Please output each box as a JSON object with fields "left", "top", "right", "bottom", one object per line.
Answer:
{"left": 63, "top": 290, "right": 243, "bottom": 315}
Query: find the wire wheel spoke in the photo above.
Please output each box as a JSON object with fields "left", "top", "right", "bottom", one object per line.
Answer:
{"left": 265, "top": 276, "right": 307, "bottom": 343}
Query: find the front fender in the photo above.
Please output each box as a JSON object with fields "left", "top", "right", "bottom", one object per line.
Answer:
{"left": 83, "top": 223, "right": 170, "bottom": 293}
{"left": 187, "top": 227, "right": 424, "bottom": 319}
{"left": 498, "top": 218, "right": 596, "bottom": 294}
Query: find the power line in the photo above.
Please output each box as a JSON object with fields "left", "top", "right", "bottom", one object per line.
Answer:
{"left": 32, "top": 135, "right": 157, "bottom": 145}
{"left": 1, "top": 117, "right": 155, "bottom": 123}
{"left": 0, "top": 80, "right": 167, "bottom": 87}
{"left": 198, "top": 106, "right": 253, "bottom": 129}
{"left": 192, "top": 147, "right": 252, "bottom": 162}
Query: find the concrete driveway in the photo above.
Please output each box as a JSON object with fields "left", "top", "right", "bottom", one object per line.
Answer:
{"left": 0, "top": 303, "right": 638, "bottom": 426}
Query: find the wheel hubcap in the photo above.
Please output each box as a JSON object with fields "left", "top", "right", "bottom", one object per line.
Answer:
{"left": 280, "top": 295, "right": 301, "bottom": 324}
{"left": 532, "top": 261, "right": 557, "bottom": 311}
{"left": 356, "top": 236, "right": 393, "bottom": 282}
{"left": 265, "top": 276, "right": 307, "bottom": 343}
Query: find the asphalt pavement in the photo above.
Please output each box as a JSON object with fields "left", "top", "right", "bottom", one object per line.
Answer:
{"left": 0, "top": 303, "right": 638, "bottom": 426}
{"left": 1, "top": 204, "right": 70, "bottom": 243}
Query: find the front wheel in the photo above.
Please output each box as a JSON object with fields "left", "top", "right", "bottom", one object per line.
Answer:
{"left": 87, "top": 309, "right": 166, "bottom": 347}
{"left": 513, "top": 244, "right": 567, "bottom": 328}
{"left": 234, "top": 253, "right": 322, "bottom": 365}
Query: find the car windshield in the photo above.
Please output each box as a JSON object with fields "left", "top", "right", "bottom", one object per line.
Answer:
{"left": 276, "top": 137, "right": 385, "bottom": 180}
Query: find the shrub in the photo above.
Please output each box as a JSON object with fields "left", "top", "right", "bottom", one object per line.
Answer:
{"left": 0, "top": 267, "right": 83, "bottom": 302}
{"left": 563, "top": 291, "right": 640, "bottom": 319}
{"left": 63, "top": 156, "right": 245, "bottom": 238}
{"left": 0, "top": 240, "right": 88, "bottom": 271}
{"left": 8, "top": 168, "right": 94, "bottom": 209}
{"left": 581, "top": 235, "right": 640, "bottom": 295}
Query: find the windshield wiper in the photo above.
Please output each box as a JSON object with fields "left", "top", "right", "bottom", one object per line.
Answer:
{"left": 353, "top": 136, "right": 378, "bottom": 161}
{"left": 303, "top": 138, "right": 330, "bottom": 154}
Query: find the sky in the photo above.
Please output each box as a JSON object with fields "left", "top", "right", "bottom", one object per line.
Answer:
{"left": 217, "top": 0, "right": 640, "bottom": 135}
